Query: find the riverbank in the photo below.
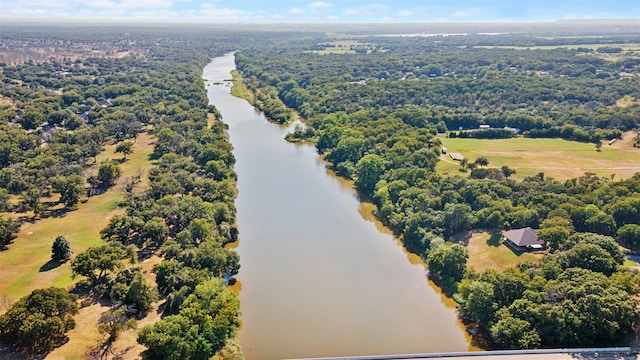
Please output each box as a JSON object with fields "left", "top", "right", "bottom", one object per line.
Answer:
{"left": 209, "top": 52, "right": 473, "bottom": 359}
{"left": 230, "top": 69, "right": 254, "bottom": 103}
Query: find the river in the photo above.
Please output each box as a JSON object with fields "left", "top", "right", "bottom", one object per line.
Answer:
{"left": 203, "top": 53, "right": 473, "bottom": 360}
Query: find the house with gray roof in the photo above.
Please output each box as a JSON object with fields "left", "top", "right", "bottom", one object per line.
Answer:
{"left": 503, "top": 227, "right": 544, "bottom": 251}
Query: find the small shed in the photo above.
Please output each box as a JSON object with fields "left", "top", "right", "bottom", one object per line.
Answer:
{"left": 503, "top": 227, "right": 544, "bottom": 251}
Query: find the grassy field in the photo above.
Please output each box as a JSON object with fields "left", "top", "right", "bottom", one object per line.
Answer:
{"left": 306, "top": 49, "right": 357, "bottom": 55}
{"left": 0, "top": 132, "right": 155, "bottom": 302}
{"left": 458, "top": 230, "right": 542, "bottom": 272}
{"left": 230, "top": 69, "right": 254, "bottom": 103}
{"left": 437, "top": 132, "right": 640, "bottom": 181}
{"left": 616, "top": 95, "right": 639, "bottom": 108}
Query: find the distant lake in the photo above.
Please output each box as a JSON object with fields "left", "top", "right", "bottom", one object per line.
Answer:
{"left": 203, "top": 53, "right": 474, "bottom": 360}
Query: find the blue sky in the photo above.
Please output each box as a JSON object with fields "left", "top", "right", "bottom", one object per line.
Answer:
{"left": 1, "top": 0, "right": 639, "bottom": 22}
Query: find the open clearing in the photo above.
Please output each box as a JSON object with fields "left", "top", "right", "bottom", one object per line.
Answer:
{"left": 0, "top": 132, "right": 155, "bottom": 302}
{"left": 457, "top": 230, "right": 542, "bottom": 273}
{"left": 436, "top": 132, "right": 640, "bottom": 181}
{"left": 46, "top": 255, "right": 164, "bottom": 360}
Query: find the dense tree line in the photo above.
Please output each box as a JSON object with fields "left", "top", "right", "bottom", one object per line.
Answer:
{"left": 237, "top": 34, "right": 640, "bottom": 142}
{"left": 0, "top": 27, "right": 246, "bottom": 357}
{"left": 236, "top": 32, "right": 640, "bottom": 348}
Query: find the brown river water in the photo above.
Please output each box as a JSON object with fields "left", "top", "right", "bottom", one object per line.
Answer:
{"left": 203, "top": 53, "right": 474, "bottom": 360}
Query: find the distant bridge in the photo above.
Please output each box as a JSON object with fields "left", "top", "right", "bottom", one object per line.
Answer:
{"left": 291, "top": 347, "right": 639, "bottom": 360}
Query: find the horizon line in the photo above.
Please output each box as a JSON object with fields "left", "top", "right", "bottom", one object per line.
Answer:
{"left": 1, "top": 17, "right": 640, "bottom": 26}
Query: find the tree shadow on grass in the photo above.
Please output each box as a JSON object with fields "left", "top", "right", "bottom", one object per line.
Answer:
{"left": 0, "top": 336, "right": 69, "bottom": 360}
{"left": 452, "top": 230, "right": 473, "bottom": 245}
{"left": 71, "top": 280, "right": 112, "bottom": 308}
{"left": 487, "top": 232, "right": 502, "bottom": 247}
{"left": 40, "top": 207, "right": 72, "bottom": 219}
{"left": 39, "top": 259, "right": 63, "bottom": 272}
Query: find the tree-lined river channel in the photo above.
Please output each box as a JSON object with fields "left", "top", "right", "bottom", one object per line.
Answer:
{"left": 203, "top": 53, "right": 473, "bottom": 360}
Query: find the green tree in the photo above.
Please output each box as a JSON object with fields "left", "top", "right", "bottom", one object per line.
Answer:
{"left": 443, "top": 203, "right": 475, "bottom": 238}
{"left": 462, "top": 280, "right": 495, "bottom": 329}
{"left": 189, "top": 218, "right": 216, "bottom": 243}
{"left": 427, "top": 242, "right": 468, "bottom": 288}
{"left": 610, "top": 198, "right": 640, "bottom": 227}
{"left": 475, "top": 156, "right": 489, "bottom": 168}
{"left": 20, "top": 109, "right": 45, "bottom": 130}
{"left": 71, "top": 245, "right": 124, "bottom": 282}
{"left": 21, "top": 186, "right": 44, "bottom": 217}
{"left": 51, "top": 235, "right": 72, "bottom": 262}
{"left": 137, "top": 315, "right": 194, "bottom": 360}
{"left": 491, "top": 316, "right": 540, "bottom": 349}
{"left": 0, "top": 287, "right": 78, "bottom": 350}
{"left": 98, "top": 162, "right": 121, "bottom": 187}
{"left": 564, "top": 243, "right": 619, "bottom": 275}
{"left": 137, "top": 279, "right": 240, "bottom": 360}
{"left": 115, "top": 141, "right": 134, "bottom": 160}
{"left": 501, "top": 165, "right": 517, "bottom": 178}
{"left": 50, "top": 175, "right": 84, "bottom": 208}
{"left": 195, "top": 241, "right": 241, "bottom": 278}
{"left": 0, "top": 188, "right": 11, "bottom": 212}
{"left": 100, "top": 214, "right": 144, "bottom": 244}
{"left": 355, "top": 154, "right": 385, "bottom": 195}
{"left": 561, "top": 232, "right": 624, "bottom": 264}
{"left": 585, "top": 212, "right": 617, "bottom": 236}
{"left": 617, "top": 224, "right": 640, "bottom": 251}
{"left": 125, "top": 272, "right": 157, "bottom": 314}
{"left": 328, "top": 135, "right": 364, "bottom": 164}
{"left": 0, "top": 216, "right": 20, "bottom": 248}
{"left": 205, "top": 160, "right": 231, "bottom": 181}
{"left": 538, "top": 216, "right": 573, "bottom": 251}
{"left": 141, "top": 217, "right": 169, "bottom": 246}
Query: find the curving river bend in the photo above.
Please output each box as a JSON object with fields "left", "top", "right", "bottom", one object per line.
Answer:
{"left": 203, "top": 53, "right": 473, "bottom": 360}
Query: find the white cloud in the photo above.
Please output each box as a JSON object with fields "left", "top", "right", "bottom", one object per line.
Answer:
{"left": 397, "top": 9, "right": 413, "bottom": 17}
{"left": 200, "top": 4, "right": 253, "bottom": 18}
{"left": 454, "top": 8, "right": 481, "bottom": 18}
{"left": 343, "top": 3, "right": 388, "bottom": 17}
{"left": 309, "top": 1, "right": 332, "bottom": 9}
{"left": 85, "top": 0, "right": 173, "bottom": 9}
{"left": 288, "top": 7, "right": 305, "bottom": 14}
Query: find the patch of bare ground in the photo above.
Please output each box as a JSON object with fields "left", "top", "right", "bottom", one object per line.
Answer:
{"left": 47, "top": 255, "right": 163, "bottom": 360}
{"left": 0, "top": 95, "right": 17, "bottom": 108}
{"left": 606, "top": 130, "right": 639, "bottom": 150}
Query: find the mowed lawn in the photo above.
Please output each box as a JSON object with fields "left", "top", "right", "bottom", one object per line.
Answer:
{"left": 0, "top": 132, "right": 155, "bottom": 302}
{"left": 437, "top": 132, "right": 640, "bottom": 181}
{"left": 459, "top": 230, "right": 543, "bottom": 273}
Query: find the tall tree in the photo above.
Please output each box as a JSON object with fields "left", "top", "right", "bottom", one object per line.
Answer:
{"left": 51, "top": 235, "right": 72, "bottom": 262}
{"left": 355, "top": 154, "right": 385, "bottom": 195}
{"left": 0, "top": 216, "right": 20, "bottom": 248}
{"left": 115, "top": 141, "right": 134, "bottom": 160}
